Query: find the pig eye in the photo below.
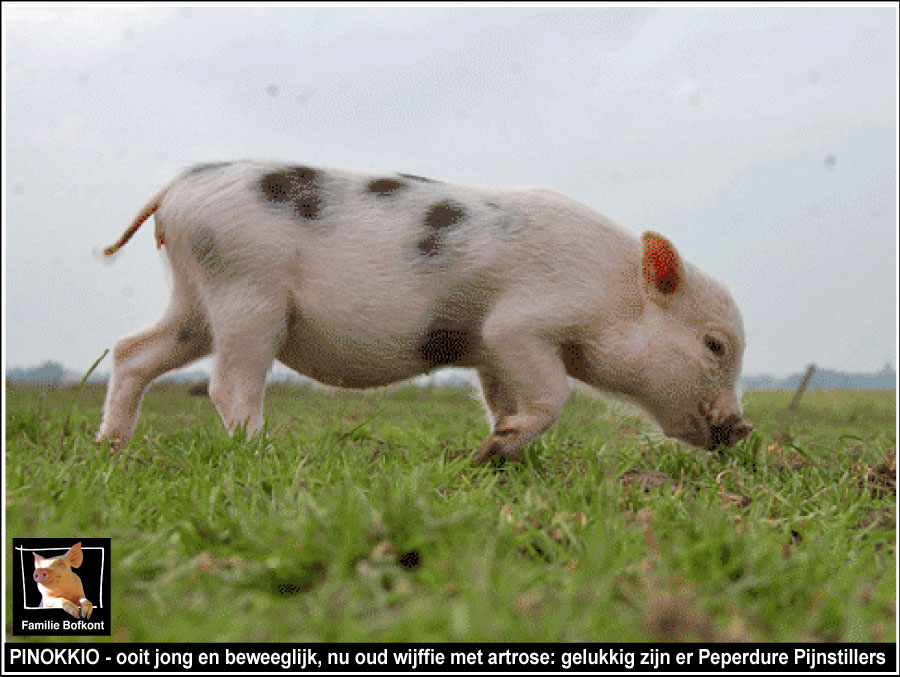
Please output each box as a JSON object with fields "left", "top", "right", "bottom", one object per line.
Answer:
{"left": 704, "top": 335, "right": 725, "bottom": 356}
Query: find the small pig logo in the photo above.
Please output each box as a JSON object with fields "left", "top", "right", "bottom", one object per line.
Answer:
{"left": 14, "top": 537, "right": 110, "bottom": 636}
{"left": 32, "top": 542, "right": 93, "bottom": 619}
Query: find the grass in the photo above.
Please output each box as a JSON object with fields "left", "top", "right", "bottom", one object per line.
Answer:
{"left": 5, "top": 381, "right": 896, "bottom": 642}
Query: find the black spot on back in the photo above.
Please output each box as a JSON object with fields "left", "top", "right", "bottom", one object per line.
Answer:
{"left": 187, "top": 161, "right": 232, "bottom": 175}
{"left": 424, "top": 200, "right": 466, "bottom": 230}
{"left": 399, "top": 173, "right": 434, "bottom": 183}
{"left": 190, "top": 228, "right": 229, "bottom": 275}
{"left": 417, "top": 232, "right": 442, "bottom": 258}
{"left": 418, "top": 322, "right": 471, "bottom": 368}
{"left": 415, "top": 200, "right": 468, "bottom": 260}
{"left": 366, "top": 178, "right": 408, "bottom": 196}
{"left": 258, "top": 166, "right": 324, "bottom": 221}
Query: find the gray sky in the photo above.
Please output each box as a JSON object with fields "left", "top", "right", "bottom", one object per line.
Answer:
{"left": 4, "top": 4, "right": 897, "bottom": 378}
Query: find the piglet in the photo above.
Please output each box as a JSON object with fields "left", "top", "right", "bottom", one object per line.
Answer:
{"left": 32, "top": 543, "right": 93, "bottom": 619}
{"left": 97, "top": 161, "right": 752, "bottom": 463}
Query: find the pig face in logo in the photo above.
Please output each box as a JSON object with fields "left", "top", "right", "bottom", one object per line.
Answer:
{"left": 625, "top": 232, "right": 753, "bottom": 450}
{"left": 32, "top": 542, "right": 93, "bottom": 619}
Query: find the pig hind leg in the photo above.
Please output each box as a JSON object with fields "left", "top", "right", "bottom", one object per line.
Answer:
{"left": 476, "top": 368, "right": 518, "bottom": 429}
{"left": 205, "top": 291, "right": 286, "bottom": 438}
{"left": 473, "top": 323, "right": 570, "bottom": 465}
{"left": 97, "top": 286, "right": 210, "bottom": 447}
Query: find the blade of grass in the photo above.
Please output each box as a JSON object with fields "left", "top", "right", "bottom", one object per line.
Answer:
{"left": 57, "top": 347, "right": 109, "bottom": 458}
{"left": 335, "top": 407, "right": 386, "bottom": 441}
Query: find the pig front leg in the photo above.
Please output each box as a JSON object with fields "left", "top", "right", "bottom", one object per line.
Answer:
{"left": 78, "top": 597, "right": 93, "bottom": 619}
{"left": 476, "top": 368, "right": 517, "bottom": 429}
{"left": 473, "top": 327, "right": 570, "bottom": 465}
{"left": 60, "top": 599, "right": 81, "bottom": 619}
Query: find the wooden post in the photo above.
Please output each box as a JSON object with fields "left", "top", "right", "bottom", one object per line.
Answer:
{"left": 788, "top": 364, "right": 816, "bottom": 412}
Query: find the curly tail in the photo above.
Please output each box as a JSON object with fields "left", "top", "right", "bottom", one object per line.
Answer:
{"left": 103, "top": 186, "right": 169, "bottom": 256}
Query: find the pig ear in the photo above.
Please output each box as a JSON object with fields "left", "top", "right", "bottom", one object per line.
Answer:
{"left": 641, "top": 231, "right": 685, "bottom": 304}
{"left": 33, "top": 552, "right": 45, "bottom": 567}
{"left": 65, "top": 542, "right": 84, "bottom": 568}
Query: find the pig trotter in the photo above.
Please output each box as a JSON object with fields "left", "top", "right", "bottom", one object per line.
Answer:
{"left": 472, "top": 324, "right": 570, "bottom": 466}
{"left": 95, "top": 432, "right": 125, "bottom": 453}
{"left": 473, "top": 430, "right": 524, "bottom": 466}
{"left": 62, "top": 600, "right": 81, "bottom": 619}
{"left": 79, "top": 597, "right": 94, "bottom": 619}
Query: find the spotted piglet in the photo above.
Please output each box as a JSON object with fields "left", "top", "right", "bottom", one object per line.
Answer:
{"left": 32, "top": 543, "right": 93, "bottom": 619}
{"left": 97, "top": 161, "right": 752, "bottom": 463}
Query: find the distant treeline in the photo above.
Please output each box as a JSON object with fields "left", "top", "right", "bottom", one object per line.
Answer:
{"left": 741, "top": 364, "right": 896, "bottom": 391}
{"left": 6, "top": 362, "right": 209, "bottom": 386}
{"left": 6, "top": 360, "right": 897, "bottom": 390}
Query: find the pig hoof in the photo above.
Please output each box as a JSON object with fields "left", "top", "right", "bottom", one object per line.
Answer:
{"left": 62, "top": 600, "right": 81, "bottom": 619}
{"left": 80, "top": 599, "right": 93, "bottom": 619}
{"left": 473, "top": 440, "right": 500, "bottom": 465}
{"left": 96, "top": 433, "right": 125, "bottom": 452}
{"left": 473, "top": 434, "right": 524, "bottom": 466}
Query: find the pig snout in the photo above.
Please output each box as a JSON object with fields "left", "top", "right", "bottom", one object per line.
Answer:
{"left": 708, "top": 415, "right": 754, "bottom": 449}
{"left": 33, "top": 569, "right": 50, "bottom": 584}
{"left": 700, "top": 404, "right": 753, "bottom": 450}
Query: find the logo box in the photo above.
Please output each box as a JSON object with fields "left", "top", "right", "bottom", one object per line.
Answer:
{"left": 12, "top": 538, "right": 111, "bottom": 636}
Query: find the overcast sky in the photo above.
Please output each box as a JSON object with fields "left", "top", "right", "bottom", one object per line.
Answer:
{"left": 3, "top": 3, "right": 897, "bottom": 379}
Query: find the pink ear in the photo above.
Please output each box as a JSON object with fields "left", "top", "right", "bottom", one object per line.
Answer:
{"left": 66, "top": 542, "right": 84, "bottom": 569}
{"left": 33, "top": 552, "right": 44, "bottom": 567}
{"left": 642, "top": 232, "right": 682, "bottom": 295}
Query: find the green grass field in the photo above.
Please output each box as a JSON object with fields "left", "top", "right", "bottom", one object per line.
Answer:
{"left": 5, "top": 381, "right": 896, "bottom": 642}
